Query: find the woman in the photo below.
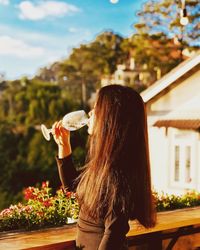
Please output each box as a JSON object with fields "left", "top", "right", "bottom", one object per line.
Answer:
{"left": 52, "top": 84, "right": 156, "bottom": 250}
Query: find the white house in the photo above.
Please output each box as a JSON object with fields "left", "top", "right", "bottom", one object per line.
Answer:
{"left": 141, "top": 51, "right": 200, "bottom": 195}
{"left": 101, "top": 58, "right": 152, "bottom": 87}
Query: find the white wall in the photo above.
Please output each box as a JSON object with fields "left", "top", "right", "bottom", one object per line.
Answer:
{"left": 148, "top": 126, "right": 168, "bottom": 193}
{"left": 150, "top": 69, "right": 200, "bottom": 113}
{"left": 148, "top": 126, "right": 200, "bottom": 195}
{"left": 196, "top": 134, "right": 200, "bottom": 192}
{"left": 145, "top": 67, "right": 200, "bottom": 195}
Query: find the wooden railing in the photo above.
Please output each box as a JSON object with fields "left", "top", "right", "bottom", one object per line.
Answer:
{"left": 0, "top": 207, "right": 200, "bottom": 250}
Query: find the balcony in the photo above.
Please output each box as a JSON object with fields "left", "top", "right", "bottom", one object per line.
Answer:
{"left": 1, "top": 207, "right": 200, "bottom": 250}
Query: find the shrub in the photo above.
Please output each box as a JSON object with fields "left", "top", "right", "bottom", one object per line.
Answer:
{"left": 1, "top": 183, "right": 200, "bottom": 232}
{"left": 0, "top": 181, "right": 79, "bottom": 231}
{"left": 154, "top": 190, "right": 200, "bottom": 212}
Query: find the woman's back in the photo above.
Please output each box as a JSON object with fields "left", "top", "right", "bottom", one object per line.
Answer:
{"left": 54, "top": 84, "right": 156, "bottom": 249}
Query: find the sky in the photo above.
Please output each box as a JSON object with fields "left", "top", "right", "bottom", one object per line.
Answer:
{"left": 0, "top": 0, "right": 147, "bottom": 80}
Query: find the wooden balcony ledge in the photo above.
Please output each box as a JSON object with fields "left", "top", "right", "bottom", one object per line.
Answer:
{"left": 0, "top": 207, "right": 200, "bottom": 250}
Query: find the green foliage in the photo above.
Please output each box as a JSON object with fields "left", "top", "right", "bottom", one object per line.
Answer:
{"left": 0, "top": 0, "right": 199, "bottom": 213}
{"left": 0, "top": 123, "right": 60, "bottom": 210}
{"left": 155, "top": 190, "right": 200, "bottom": 212}
{"left": 122, "top": 33, "right": 183, "bottom": 84}
{"left": 0, "top": 79, "right": 79, "bottom": 125}
{"left": 134, "top": 0, "right": 200, "bottom": 46}
{"left": 0, "top": 80, "right": 87, "bottom": 210}
{"left": 1, "top": 185, "right": 200, "bottom": 232}
{"left": 127, "top": 0, "right": 200, "bottom": 85}
{"left": 0, "top": 182, "right": 79, "bottom": 231}
{"left": 36, "top": 31, "right": 128, "bottom": 99}
{"left": 34, "top": 2, "right": 199, "bottom": 93}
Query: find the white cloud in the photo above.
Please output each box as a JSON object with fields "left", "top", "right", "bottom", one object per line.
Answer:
{"left": 68, "top": 27, "right": 78, "bottom": 33}
{"left": 0, "top": 24, "right": 94, "bottom": 80}
{"left": 0, "top": 24, "right": 61, "bottom": 45}
{"left": 18, "top": 1, "right": 80, "bottom": 21}
{"left": 0, "top": 0, "right": 9, "bottom": 5}
{"left": 0, "top": 36, "right": 45, "bottom": 58}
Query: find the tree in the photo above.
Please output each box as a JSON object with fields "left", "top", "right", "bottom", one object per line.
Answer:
{"left": 35, "top": 31, "right": 127, "bottom": 105}
{"left": 121, "top": 32, "right": 184, "bottom": 85}
{"left": 119, "top": 0, "right": 200, "bottom": 85}
{"left": 134, "top": 0, "right": 200, "bottom": 46}
{"left": 0, "top": 79, "right": 87, "bottom": 209}
{"left": 0, "top": 79, "right": 79, "bottom": 125}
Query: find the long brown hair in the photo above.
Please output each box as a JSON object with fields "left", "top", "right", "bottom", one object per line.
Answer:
{"left": 76, "top": 84, "right": 156, "bottom": 228}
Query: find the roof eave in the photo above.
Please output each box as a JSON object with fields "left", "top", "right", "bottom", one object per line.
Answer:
{"left": 141, "top": 52, "right": 200, "bottom": 103}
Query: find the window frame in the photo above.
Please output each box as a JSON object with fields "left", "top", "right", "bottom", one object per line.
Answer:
{"left": 169, "top": 129, "right": 196, "bottom": 189}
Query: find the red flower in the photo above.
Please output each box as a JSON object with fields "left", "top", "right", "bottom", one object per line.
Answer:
{"left": 38, "top": 198, "right": 43, "bottom": 203}
{"left": 24, "top": 187, "right": 36, "bottom": 200}
{"left": 37, "top": 211, "right": 44, "bottom": 217}
{"left": 42, "top": 181, "right": 49, "bottom": 188}
{"left": 43, "top": 200, "right": 52, "bottom": 207}
{"left": 66, "top": 192, "right": 71, "bottom": 198}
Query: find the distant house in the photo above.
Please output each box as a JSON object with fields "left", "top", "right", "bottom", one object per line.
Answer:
{"left": 101, "top": 58, "right": 154, "bottom": 88}
{"left": 141, "top": 51, "right": 200, "bottom": 195}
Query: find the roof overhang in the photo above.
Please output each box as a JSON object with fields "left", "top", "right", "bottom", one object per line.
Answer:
{"left": 141, "top": 52, "right": 200, "bottom": 103}
{"left": 154, "top": 119, "right": 200, "bottom": 130}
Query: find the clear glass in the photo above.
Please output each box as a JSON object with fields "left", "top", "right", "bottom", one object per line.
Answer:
{"left": 185, "top": 146, "right": 191, "bottom": 183}
{"left": 41, "top": 110, "right": 89, "bottom": 141}
{"left": 174, "top": 145, "right": 180, "bottom": 182}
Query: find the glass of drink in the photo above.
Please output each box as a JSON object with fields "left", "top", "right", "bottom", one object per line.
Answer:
{"left": 41, "top": 110, "right": 89, "bottom": 141}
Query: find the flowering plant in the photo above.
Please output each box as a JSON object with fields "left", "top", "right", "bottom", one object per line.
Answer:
{"left": 154, "top": 190, "right": 200, "bottom": 212}
{"left": 0, "top": 181, "right": 79, "bottom": 232}
{"left": 1, "top": 182, "right": 200, "bottom": 232}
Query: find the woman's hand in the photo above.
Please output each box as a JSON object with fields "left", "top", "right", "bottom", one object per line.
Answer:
{"left": 52, "top": 121, "right": 72, "bottom": 158}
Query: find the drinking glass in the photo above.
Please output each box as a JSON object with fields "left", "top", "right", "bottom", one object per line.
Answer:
{"left": 41, "top": 110, "right": 88, "bottom": 141}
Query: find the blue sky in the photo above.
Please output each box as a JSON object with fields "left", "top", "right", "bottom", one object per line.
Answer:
{"left": 0, "top": 0, "right": 147, "bottom": 80}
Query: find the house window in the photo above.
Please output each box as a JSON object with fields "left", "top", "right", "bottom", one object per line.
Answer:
{"left": 174, "top": 145, "right": 180, "bottom": 182}
{"left": 185, "top": 146, "right": 191, "bottom": 183}
{"left": 173, "top": 144, "right": 192, "bottom": 184}
{"left": 170, "top": 131, "right": 195, "bottom": 189}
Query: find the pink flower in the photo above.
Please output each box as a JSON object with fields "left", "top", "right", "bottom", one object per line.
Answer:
{"left": 70, "top": 192, "right": 77, "bottom": 199}
{"left": 0, "top": 208, "right": 12, "bottom": 217}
